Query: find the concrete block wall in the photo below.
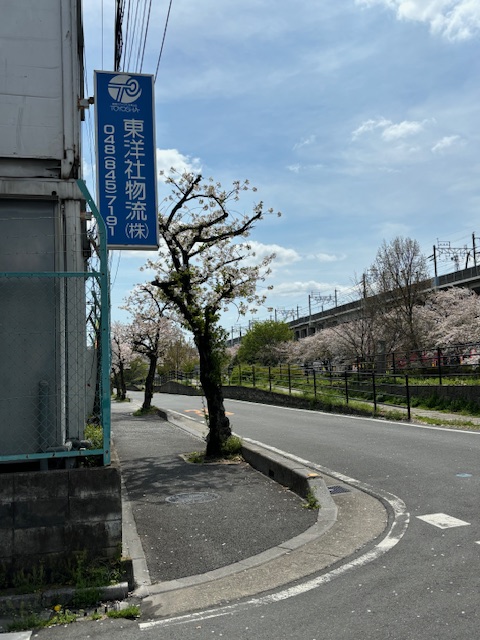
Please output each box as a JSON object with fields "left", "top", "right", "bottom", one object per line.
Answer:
{"left": 0, "top": 466, "right": 122, "bottom": 580}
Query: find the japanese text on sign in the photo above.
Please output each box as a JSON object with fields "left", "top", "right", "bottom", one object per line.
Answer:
{"left": 95, "top": 72, "right": 158, "bottom": 249}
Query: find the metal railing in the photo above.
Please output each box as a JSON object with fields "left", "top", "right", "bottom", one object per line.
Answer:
{"left": 350, "top": 342, "right": 480, "bottom": 385}
{"left": 224, "top": 363, "right": 411, "bottom": 417}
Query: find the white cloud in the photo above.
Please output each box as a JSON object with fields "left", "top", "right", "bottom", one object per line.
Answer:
{"left": 117, "top": 250, "right": 158, "bottom": 261}
{"left": 156, "top": 148, "right": 202, "bottom": 177}
{"left": 352, "top": 117, "right": 428, "bottom": 142}
{"left": 381, "top": 119, "right": 426, "bottom": 140}
{"left": 431, "top": 134, "right": 461, "bottom": 153}
{"left": 287, "top": 164, "right": 302, "bottom": 173}
{"left": 273, "top": 280, "right": 326, "bottom": 296}
{"left": 351, "top": 118, "right": 391, "bottom": 140}
{"left": 248, "top": 241, "right": 302, "bottom": 266}
{"left": 293, "top": 135, "right": 317, "bottom": 151}
{"left": 306, "top": 252, "right": 344, "bottom": 263}
{"left": 356, "top": 0, "right": 480, "bottom": 41}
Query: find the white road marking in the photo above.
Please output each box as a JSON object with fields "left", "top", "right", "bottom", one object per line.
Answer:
{"left": 416, "top": 513, "right": 471, "bottom": 529}
{"left": 1, "top": 632, "right": 32, "bottom": 639}
{"left": 139, "top": 454, "right": 409, "bottom": 631}
{"left": 226, "top": 398, "right": 480, "bottom": 435}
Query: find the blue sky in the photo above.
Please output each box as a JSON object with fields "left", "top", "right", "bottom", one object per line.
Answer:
{"left": 82, "top": 0, "right": 480, "bottom": 334}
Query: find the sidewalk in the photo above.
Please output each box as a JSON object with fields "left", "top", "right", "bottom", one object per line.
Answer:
{"left": 111, "top": 400, "right": 388, "bottom": 621}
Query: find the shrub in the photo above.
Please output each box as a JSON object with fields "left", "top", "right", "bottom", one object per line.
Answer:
{"left": 84, "top": 423, "right": 103, "bottom": 449}
{"left": 221, "top": 435, "right": 243, "bottom": 456}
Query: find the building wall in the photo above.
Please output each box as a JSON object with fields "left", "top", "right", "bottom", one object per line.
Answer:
{"left": 0, "top": 0, "right": 83, "bottom": 179}
{"left": 0, "top": 0, "right": 88, "bottom": 455}
{"left": 0, "top": 2, "right": 118, "bottom": 575}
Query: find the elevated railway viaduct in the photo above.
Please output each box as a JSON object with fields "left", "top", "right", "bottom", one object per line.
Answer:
{"left": 288, "top": 266, "right": 480, "bottom": 340}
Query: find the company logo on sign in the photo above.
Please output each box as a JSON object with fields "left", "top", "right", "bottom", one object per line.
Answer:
{"left": 95, "top": 70, "right": 158, "bottom": 249}
{"left": 107, "top": 75, "right": 142, "bottom": 103}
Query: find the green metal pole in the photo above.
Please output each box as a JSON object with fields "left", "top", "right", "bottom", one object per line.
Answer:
{"left": 76, "top": 180, "right": 111, "bottom": 466}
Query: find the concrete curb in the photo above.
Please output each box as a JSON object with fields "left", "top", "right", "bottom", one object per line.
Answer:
{"left": 126, "top": 409, "right": 339, "bottom": 599}
{"left": 124, "top": 407, "right": 388, "bottom": 621}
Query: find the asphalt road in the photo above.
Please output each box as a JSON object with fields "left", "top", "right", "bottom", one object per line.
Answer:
{"left": 35, "top": 392, "right": 480, "bottom": 639}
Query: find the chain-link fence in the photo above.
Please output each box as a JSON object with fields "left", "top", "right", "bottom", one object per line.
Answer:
{"left": 0, "top": 189, "right": 110, "bottom": 467}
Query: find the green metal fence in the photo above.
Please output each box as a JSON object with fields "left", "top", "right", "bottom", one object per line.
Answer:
{"left": 0, "top": 183, "right": 110, "bottom": 467}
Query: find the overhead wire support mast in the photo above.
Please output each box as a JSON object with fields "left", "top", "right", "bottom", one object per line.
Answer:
{"left": 308, "top": 291, "right": 336, "bottom": 316}
{"left": 432, "top": 236, "right": 477, "bottom": 275}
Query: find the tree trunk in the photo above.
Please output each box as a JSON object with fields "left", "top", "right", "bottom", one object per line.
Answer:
{"left": 197, "top": 335, "right": 232, "bottom": 458}
{"left": 142, "top": 356, "right": 157, "bottom": 411}
{"left": 119, "top": 361, "right": 127, "bottom": 400}
{"left": 112, "top": 369, "right": 121, "bottom": 399}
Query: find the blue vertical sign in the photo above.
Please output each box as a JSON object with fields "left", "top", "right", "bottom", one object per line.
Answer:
{"left": 94, "top": 71, "right": 158, "bottom": 249}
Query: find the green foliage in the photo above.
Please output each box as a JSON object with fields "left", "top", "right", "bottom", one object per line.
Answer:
{"left": 186, "top": 451, "right": 205, "bottom": 464}
{"left": 58, "top": 608, "right": 85, "bottom": 624}
{"left": 7, "top": 607, "right": 77, "bottom": 632}
{"left": 303, "top": 490, "right": 320, "bottom": 510}
{"left": 408, "top": 392, "right": 480, "bottom": 415}
{"left": 11, "top": 563, "right": 46, "bottom": 593}
{"left": 414, "top": 416, "right": 480, "bottom": 430}
{"left": 238, "top": 320, "right": 293, "bottom": 365}
{"left": 6, "top": 604, "right": 140, "bottom": 633}
{"left": 221, "top": 435, "right": 243, "bottom": 456}
{"left": 133, "top": 405, "right": 160, "bottom": 416}
{"left": 382, "top": 409, "right": 408, "bottom": 421}
{"left": 157, "top": 337, "right": 199, "bottom": 374}
{"left": 3, "top": 553, "right": 124, "bottom": 596}
{"left": 107, "top": 605, "right": 141, "bottom": 619}
{"left": 7, "top": 613, "right": 44, "bottom": 632}
{"left": 124, "top": 357, "right": 149, "bottom": 386}
{"left": 185, "top": 436, "right": 243, "bottom": 463}
{"left": 84, "top": 423, "right": 103, "bottom": 449}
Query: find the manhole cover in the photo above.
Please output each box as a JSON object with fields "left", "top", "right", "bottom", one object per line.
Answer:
{"left": 165, "top": 492, "right": 220, "bottom": 504}
{"left": 328, "top": 485, "right": 350, "bottom": 495}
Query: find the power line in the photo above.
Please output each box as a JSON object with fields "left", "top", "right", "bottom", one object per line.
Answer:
{"left": 125, "top": 0, "right": 141, "bottom": 70}
{"left": 122, "top": 0, "right": 133, "bottom": 71}
{"left": 133, "top": 0, "right": 149, "bottom": 72}
{"left": 155, "top": 0, "right": 173, "bottom": 82}
{"left": 139, "top": 0, "right": 153, "bottom": 72}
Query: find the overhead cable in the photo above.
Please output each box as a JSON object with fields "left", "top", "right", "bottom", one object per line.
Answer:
{"left": 139, "top": 0, "right": 153, "bottom": 72}
{"left": 155, "top": 0, "right": 173, "bottom": 82}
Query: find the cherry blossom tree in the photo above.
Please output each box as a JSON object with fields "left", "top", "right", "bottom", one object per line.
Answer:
{"left": 159, "top": 336, "right": 198, "bottom": 377}
{"left": 365, "top": 236, "right": 430, "bottom": 352}
{"left": 283, "top": 331, "right": 333, "bottom": 365}
{"left": 147, "top": 171, "right": 279, "bottom": 457}
{"left": 111, "top": 321, "right": 133, "bottom": 400}
{"left": 124, "top": 285, "right": 181, "bottom": 411}
{"left": 416, "top": 287, "right": 480, "bottom": 347}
